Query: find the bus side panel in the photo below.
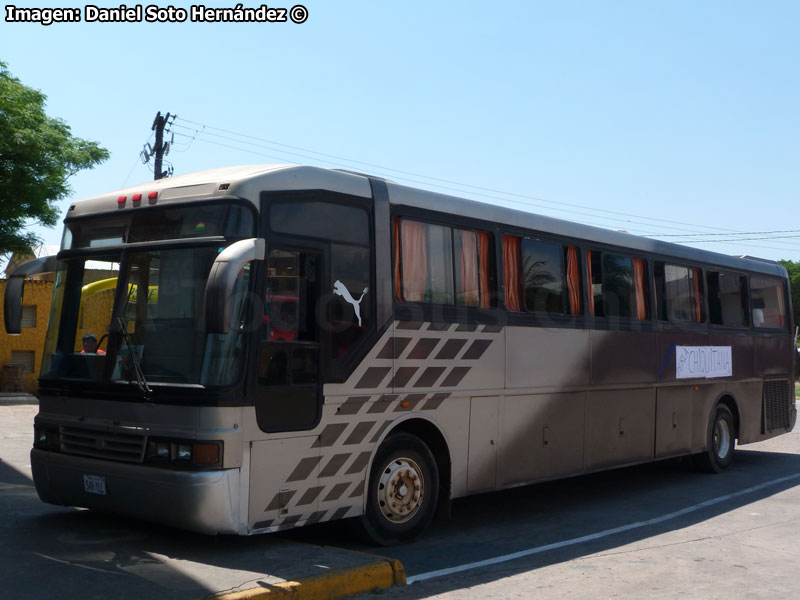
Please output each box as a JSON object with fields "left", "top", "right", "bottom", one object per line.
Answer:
{"left": 498, "top": 392, "right": 585, "bottom": 486}
{"left": 506, "top": 327, "right": 589, "bottom": 389}
{"left": 590, "top": 330, "right": 656, "bottom": 385}
{"left": 585, "top": 388, "right": 656, "bottom": 471}
{"left": 467, "top": 396, "right": 500, "bottom": 493}
{"left": 654, "top": 386, "right": 694, "bottom": 459}
{"left": 729, "top": 381, "right": 766, "bottom": 444}
{"left": 754, "top": 334, "right": 794, "bottom": 377}
{"left": 710, "top": 333, "right": 755, "bottom": 380}
{"left": 248, "top": 435, "right": 319, "bottom": 530}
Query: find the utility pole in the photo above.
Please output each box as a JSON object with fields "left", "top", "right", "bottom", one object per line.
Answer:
{"left": 141, "top": 112, "right": 176, "bottom": 180}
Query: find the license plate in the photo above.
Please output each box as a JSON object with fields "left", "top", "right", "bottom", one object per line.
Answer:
{"left": 83, "top": 474, "right": 107, "bottom": 495}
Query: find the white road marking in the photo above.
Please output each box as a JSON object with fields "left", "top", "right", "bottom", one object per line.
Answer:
{"left": 30, "top": 552, "right": 129, "bottom": 576}
{"left": 407, "top": 472, "right": 800, "bottom": 584}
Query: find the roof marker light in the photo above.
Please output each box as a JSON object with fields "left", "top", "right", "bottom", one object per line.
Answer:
{"left": 117, "top": 195, "right": 127, "bottom": 206}
{"left": 132, "top": 193, "right": 142, "bottom": 205}
{"left": 148, "top": 191, "right": 158, "bottom": 201}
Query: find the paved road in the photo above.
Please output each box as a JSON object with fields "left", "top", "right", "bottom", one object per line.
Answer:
{"left": 337, "top": 424, "right": 800, "bottom": 599}
{"left": 3, "top": 401, "right": 798, "bottom": 599}
{"left": 0, "top": 404, "right": 384, "bottom": 600}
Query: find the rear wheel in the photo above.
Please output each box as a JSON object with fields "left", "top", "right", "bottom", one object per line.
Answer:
{"left": 694, "top": 403, "right": 736, "bottom": 473}
{"left": 356, "top": 432, "right": 439, "bottom": 546}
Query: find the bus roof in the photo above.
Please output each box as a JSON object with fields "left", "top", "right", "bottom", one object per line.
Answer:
{"left": 67, "top": 164, "right": 786, "bottom": 278}
{"left": 385, "top": 179, "right": 787, "bottom": 277}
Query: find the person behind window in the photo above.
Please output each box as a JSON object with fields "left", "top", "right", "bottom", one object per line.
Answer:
{"left": 81, "top": 333, "right": 106, "bottom": 355}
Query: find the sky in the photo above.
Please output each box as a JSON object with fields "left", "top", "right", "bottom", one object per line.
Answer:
{"left": 2, "top": 0, "right": 799, "bottom": 264}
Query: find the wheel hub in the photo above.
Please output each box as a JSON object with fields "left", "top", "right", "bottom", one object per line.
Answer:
{"left": 377, "top": 457, "right": 424, "bottom": 524}
{"left": 714, "top": 419, "right": 731, "bottom": 459}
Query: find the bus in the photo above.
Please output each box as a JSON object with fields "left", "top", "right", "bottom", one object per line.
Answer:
{"left": 5, "top": 164, "right": 796, "bottom": 545}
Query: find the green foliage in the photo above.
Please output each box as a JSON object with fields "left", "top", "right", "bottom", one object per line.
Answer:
{"left": 779, "top": 259, "right": 800, "bottom": 341}
{"left": 0, "top": 61, "right": 109, "bottom": 257}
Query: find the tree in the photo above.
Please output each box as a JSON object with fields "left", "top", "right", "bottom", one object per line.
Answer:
{"left": 0, "top": 61, "right": 109, "bottom": 259}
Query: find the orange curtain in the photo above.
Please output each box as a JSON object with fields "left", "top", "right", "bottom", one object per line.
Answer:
{"left": 586, "top": 250, "right": 595, "bottom": 316}
{"left": 693, "top": 268, "right": 702, "bottom": 323}
{"left": 401, "top": 220, "right": 428, "bottom": 302}
{"left": 777, "top": 283, "right": 786, "bottom": 327}
{"left": 633, "top": 258, "right": 646, "bottom": 320}
{"left": 393, "top": 218, "right": 402, "bottom": 302}
{"left": 566, "top": 246, "right": 580, "bottom": 315}
{"left": 503, "top": 236, "right": 522, "bottom": 311}
{"left": 459, "top": 230, "right": 479, "bottom": 306}
{"left": 478, "top": 232, "right": 491, "bottom": 308}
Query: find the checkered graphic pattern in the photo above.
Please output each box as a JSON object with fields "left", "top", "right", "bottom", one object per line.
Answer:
{"left": 250, "top": 320, "right": 504, "bottom": 532}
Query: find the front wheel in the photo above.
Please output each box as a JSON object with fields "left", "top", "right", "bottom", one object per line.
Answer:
{"left": 694, "top": 403, "right": 736, "bottom": 473}
{"left": 356, "top": 432, "right": 439, "bottom": 546}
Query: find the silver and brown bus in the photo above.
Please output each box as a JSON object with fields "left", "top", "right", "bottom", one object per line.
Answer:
{"left": 5, "top": 165, "right": 796, "bottom": 544}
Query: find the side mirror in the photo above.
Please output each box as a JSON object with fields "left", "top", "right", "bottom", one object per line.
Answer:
{"left": 4, "top": 255, "right": 59, "bottom": 334}
{"left": 205, "top": 238, "right": 265, "bottom": 334}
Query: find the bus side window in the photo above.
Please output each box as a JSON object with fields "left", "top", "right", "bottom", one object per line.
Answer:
{"left": 517, "top": 239, "right": 581, "bottom": 315}
{"left": 751, "top": 276, "right": 787, "bottom": 329}
{"left": 264, "top": 250, "right": 309, "bottom": 343}
{"left": 707, "top": 271, "right": 749, "bottom": 327}
{"left": 587, "top": 251, "right": 648, "bottom": 320}
{"left": 397, "top": 218, "right": 492, "bottom": 308}
{"left": 654, "top": 262, "right": 703, "bottom": 323}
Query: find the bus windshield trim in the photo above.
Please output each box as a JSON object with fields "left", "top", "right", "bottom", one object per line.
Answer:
{"left": 57, "top": 235, "right": 228, "bottom": 259}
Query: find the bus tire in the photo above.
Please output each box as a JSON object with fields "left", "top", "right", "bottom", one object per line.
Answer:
{"left": 694, "top": 403, "right": 736, "bottom": 473}
{"left": 357, "top": 432, "right": 439, "bottom": 546}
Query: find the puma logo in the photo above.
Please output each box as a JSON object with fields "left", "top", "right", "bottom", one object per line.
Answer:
{"left": 333, "top": 280, "right": 368, "bottom": 327}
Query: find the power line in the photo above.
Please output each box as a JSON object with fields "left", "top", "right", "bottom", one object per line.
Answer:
{"left": 122, "top": 132, "right": 155, "bottom": 187}
{"left": 169, "top": 117, "right": 800, "bottom": 256}
{"left": 645, "top": 229, "right": 800, "bottom": 238}
{"left": 659, "top": 235, "right": 800, "bottom": 243}
{"left": 174, "top": 130, "right": 800, "bottom": 251}
{"left": 173, "top": 132, "right": 301, "bottom": 164}
{"left": 172, "top": 116, "right": 755, "bottom": 236}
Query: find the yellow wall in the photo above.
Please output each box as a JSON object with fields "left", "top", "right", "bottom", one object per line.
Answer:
{"left": 75, "top": 287, "right": 115, "bottom": 352}
{"left": 0, "top": 279, "right": 55, "bottom": 393}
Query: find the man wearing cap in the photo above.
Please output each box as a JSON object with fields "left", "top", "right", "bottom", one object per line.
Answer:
{"left": 81, "top": 333, "right": 106, "bottom": 355}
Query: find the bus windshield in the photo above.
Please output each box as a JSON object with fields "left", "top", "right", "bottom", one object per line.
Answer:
{"left": 41, "top": 204, "right": 255, "bottom": 391}
{"left": 42, "top": 246, "right": 250, "bottom": 388}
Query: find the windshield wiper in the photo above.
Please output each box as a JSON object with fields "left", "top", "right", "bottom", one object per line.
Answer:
{"left": 116, "top": 317, "right": 152, "bottom": 395}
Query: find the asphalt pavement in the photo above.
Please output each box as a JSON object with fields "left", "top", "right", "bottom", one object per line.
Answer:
{"left": 0, "top": 403, "right": 400, "bottom": 600}
{"left": 3, "top": 398, "right": 799, "bottom": 600}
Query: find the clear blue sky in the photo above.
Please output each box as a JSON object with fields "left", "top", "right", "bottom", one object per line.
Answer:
{"left": 2, "top": 1, "right": 799, "bottom": 261}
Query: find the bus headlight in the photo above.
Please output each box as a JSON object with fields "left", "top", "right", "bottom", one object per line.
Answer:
{"left": 176, "top": 444, "right": 192, "bottom": 461}
{"left": 149, "top": 441, "right": 170, "bottom": 460}
{"left": 145, "top": 438, "right": 223, "bottom": 469}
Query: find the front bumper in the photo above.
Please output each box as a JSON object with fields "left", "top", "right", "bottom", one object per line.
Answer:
{"left": 31, "top": 449, "right": 242, "bottom": 534}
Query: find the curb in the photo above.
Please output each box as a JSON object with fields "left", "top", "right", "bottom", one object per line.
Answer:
{"left": 0, "top": 394, "right": 38, "bottom": 406}
{"left": 207, "top": 557, "right": 406, "bottom": 600}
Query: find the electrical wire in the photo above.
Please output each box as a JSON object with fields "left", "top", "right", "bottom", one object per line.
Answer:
{"left": 173, "top": 117, "right": 762, "bottom": 236}
{"left": 170, "top": 118, "right": 800, "bottom": 257}
{"left": 645, "top": 229, "right": 800, "bottom": 238}
{"left": 121, "top": 132, "right": 155, "bottom": 187}
{"left": 176, "top": 131, "right": 800, "bottom": 250}
{"left": 169, "top": 124, "right": 205, "bottom": 153}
